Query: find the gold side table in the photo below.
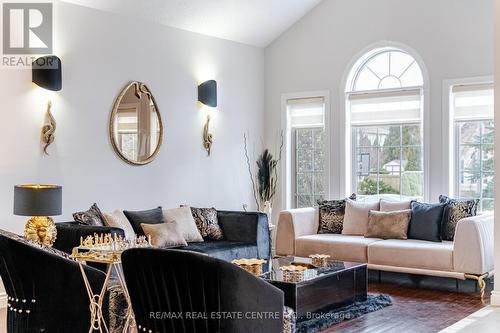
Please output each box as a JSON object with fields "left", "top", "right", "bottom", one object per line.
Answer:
{"left": 72, "top": 252, "right": 135, "bottom": 333}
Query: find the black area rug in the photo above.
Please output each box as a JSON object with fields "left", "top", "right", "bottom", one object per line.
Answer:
{"left": 295, "top": 294, "right": 392, "bottom": 333}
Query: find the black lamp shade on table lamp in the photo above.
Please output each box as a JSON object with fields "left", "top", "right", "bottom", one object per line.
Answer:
{"left": 14, "top": 185, "right": 62, "bottom": 217}
{"left": 14, "top": 185, "right": 62, "bottom": 247}
{"left": 32, "top": 55, "right": 62, "bottom": 91}
{"left": 198, "top": 80, "right": 217, "bottom": 107}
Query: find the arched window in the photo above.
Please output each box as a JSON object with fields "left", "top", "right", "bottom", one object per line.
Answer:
{"left": 346, "top": 47, "right": 424, "bottom": 201}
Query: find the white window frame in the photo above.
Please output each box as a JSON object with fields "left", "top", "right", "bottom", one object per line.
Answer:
{"left": 350, "top": 119, "right": 424, "bottom": 201}
{"left": 442, "top": 76, "right": 493, "bottom": 197}
{"left": 340, "top": 41, "right": 430, "bottom": 201}
{"left": 281, "top": 91, "right": 331, "bottom": 210}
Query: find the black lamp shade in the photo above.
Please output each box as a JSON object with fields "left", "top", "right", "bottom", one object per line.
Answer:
{"left": 14, "top": 185, "right": 62, "bottom": 217}
{"left": 32, "top": 55, "right": 62, "bottom": 91}
{"left": 198, "top": 80, "right": 217, "bottom": 107}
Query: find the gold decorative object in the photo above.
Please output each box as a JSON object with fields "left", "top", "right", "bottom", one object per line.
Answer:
{"left": 71, "top": 233, "right": 150, "bottom": 333}
{"left": 71, "top": 233, "right": 152, "bottom": 263}
{"left": 14, "top": 184, "right": 62, "bottom": 248}
{"left": 41, "top": 101, "right": 56, "bottom": 155}
{"left": 309, "top": 254, "right": 331, "bottom": 267}
{"left": 232, "top": 258, "right": 266, "bottom": 276}
{"left": 202, "top": 115, "right": 213, "bottom": 156}
{"left": 110, "top": 81, "right": 163, "bottom": 166}
{"left": 280, "top": 265, "right": 308, "bottom": 283}
{"left": 464, "top": 273, "right": 489, "bottom": 301}
{"left": 24, "top": 216, "right": 57, "bottom": 247}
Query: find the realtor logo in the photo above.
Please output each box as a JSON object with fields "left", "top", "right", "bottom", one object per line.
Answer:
{"left": 2, "top": 2, "right": 52, "bottom": 54}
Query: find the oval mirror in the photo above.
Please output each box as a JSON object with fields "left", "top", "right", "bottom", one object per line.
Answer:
{"left": 110, "top": 82, "right": 163, "bottom": 165}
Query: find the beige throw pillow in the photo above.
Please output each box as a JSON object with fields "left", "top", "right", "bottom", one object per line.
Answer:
{"left": 141, "top": 222, "right": 188, "bottom": 248}
{"left": 342, "top": 200, "right": 380, "bottom": 235}
{"left": 365, "top": 209, "right": 411, "bottom": 240}
{"left": 380, "top": 200, "right": 411, "bottom": 212}
{"left": 103, "top": 210, "right": 135, "bottom": 239}
{"left": 163, "top": 207, "right": 203, "bottom": 242}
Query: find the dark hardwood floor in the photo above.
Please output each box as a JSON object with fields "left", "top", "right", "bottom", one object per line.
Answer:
{"left": 322, "top": 272, "right": 493, "bottom": 333}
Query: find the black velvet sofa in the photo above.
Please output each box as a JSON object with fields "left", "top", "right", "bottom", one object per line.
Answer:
{"left": 55, "top": 210, "right": 271, "bottom": 262}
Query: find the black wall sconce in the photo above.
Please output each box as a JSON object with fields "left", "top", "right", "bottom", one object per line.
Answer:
{"left": 32, "top": 55, "right": 62, "bottom": 155}
{"left": 198, "top": 80, "right": 217, "bottom": 156}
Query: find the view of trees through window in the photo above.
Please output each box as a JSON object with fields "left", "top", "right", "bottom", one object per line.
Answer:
{"left": 457, "top": 120, "right": 494, "bottom": 211}
{"left": 354, "top": 124, "right": 423, "bottom": 201}
{"left": 347, "top": 47, "right": 424, "bottom": 202}
{"left": 295, "top": 128, "right": 325, "bottom": 207}
{"left": 287, "top": 48, "right": 494, "bottom": 209}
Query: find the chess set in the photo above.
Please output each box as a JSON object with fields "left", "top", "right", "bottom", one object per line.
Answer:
{"left": 71, "top": 233, "right": 152, "bottom": 263}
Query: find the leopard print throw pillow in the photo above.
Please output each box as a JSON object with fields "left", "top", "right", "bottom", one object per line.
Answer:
{"left": 439, "top": 195, "right": 479, "bottom": 241}
{"left": 190, "top": 207, "right": 224, "bottom": 240}
{"left": 317, "top": 193, "right": 356, "bottom": 234}
{"left": 73, "top": 203, "right": 106, "bottom": 226}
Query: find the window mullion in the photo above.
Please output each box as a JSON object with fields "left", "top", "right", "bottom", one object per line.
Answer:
{"left": 399, "top": 125, "right": 403, "bottom": 201}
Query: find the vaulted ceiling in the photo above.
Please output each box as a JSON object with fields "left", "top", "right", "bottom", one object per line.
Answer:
{"left": 62, "top": 0, "right": 322, "bottom": 47}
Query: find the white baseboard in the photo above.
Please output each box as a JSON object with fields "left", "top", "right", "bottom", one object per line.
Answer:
{"left": 0, "top": 292, "right": 6, "bottom": 308}
{"left": 491, "top": 290, "right": 500, "bottom": 306}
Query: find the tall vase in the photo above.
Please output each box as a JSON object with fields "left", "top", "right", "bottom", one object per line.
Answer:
{"left": 263, "top": 201, "right": 273, "bottom": 228}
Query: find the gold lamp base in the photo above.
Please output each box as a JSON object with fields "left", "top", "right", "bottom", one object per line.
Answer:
{"left": 24, "top": 216, "right": 57, "bottom": 247}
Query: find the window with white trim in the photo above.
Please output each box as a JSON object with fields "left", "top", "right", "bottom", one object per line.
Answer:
{"left": 347, "top": 48, "right": 424, "bottom": 201}
{"left": 451, "top": 84, "right": 494, "bottom": 211}
{"left": 287, "top": 97, "right": 326, "bottom": 208}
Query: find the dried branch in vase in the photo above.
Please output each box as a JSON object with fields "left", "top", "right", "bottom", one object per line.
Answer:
{"left": 243, "top": 131, "right": 283, "bottom": 212}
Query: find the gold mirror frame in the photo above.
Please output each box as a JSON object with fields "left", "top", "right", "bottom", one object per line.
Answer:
{"left": 109, "top": 81, "right": 163, "bottom": 166}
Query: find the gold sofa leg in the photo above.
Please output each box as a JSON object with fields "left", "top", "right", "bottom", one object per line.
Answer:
{"left": 464, "top": 273, "right": 489, "bottom": 300}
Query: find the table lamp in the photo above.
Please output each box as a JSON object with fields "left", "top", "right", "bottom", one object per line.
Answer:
{"left": 14, "top": 185, "right": 62, "bottom": 247}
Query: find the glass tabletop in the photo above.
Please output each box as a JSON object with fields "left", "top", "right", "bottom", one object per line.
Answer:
{"left": 261, "top": 256, "right": 366, "bottom": 284}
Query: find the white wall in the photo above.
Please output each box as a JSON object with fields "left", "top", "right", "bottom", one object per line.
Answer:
{"left": 492, "top": 0, "right": 500, "bottom": 307}
{"left": 0, "top": 1, "right": 264, "bottom": 233}
{"left": 265, "top": 0, "right": 493, "bottom": 216}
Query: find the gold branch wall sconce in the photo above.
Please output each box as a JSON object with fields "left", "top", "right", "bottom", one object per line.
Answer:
{"left": 198, "top": 80, "right": 217, "bottom": 156}
{"left": 32, "top": 55, "right": 62, "bottom": 155}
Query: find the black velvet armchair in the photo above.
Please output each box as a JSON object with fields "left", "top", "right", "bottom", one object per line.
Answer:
{"left": 0, "top": 232, "right": 108, "bottom": 333}
{"left": 122, "top": 248, "right": 284, "bottom": 333}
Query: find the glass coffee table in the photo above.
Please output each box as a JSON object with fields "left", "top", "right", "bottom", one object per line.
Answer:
{"left": 261, "top": 256, "right": 367, "bottom": 317}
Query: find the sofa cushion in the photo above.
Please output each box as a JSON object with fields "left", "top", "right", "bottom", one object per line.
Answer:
{"left": 189, "top": 206, "right": 224, "bottom": 240}
{"left": 124, "top": 207, "right": 164, "bottom": 236}
{"left": 317, "top": 193, "right": 356, "bottom": 234}
{"left": 380, "top": 200, "right": 411, "bottom": 212}
{"left": 141, "top": 221, "right": 188, "bottom": 248}
{"left": 368, "top": 239, "right": 454, "bottom": 271}
{"left": 103, "top": 209, "right": 135, "bottom": 239}
{"left": 163, "top": 207, "right": 204, "bottom": 242}
{"left": 439, "top": 195, "right": 479, "bottom": 241}
{"left": 408, "top": 201, "right": 446, "bottom": 242}
{"left": 295, "top": 234, "right": 381, "bottom": 262}
{"left": 365, "top": 209, "right": 411, "bottom": 240}
{"left": 73, "top": 203, "right": 106, "bottom": 226}
{"left": 342, "top": 200, "right": 380, "bottom": 235}
{"left": 179, "top": 241, "right": 258, "bottom": 262}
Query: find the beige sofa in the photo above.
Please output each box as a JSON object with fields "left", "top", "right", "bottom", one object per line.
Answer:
{"left": 276, "top": 208, "right": 494, "bottom": 296}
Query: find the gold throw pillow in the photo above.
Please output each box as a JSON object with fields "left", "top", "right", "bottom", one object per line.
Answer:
{"left": 364, "top": 209, "right": 411, "bottom": 240}
{"left": 141, "top": 221, "right": 188, "bottom": 248}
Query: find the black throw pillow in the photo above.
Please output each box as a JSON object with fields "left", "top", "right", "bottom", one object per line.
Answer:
{"left": 123, "top": 207, "right": 164, "bottom": 236}
{"left": 408, "top": 201, "right": 446, "bottom": 242}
